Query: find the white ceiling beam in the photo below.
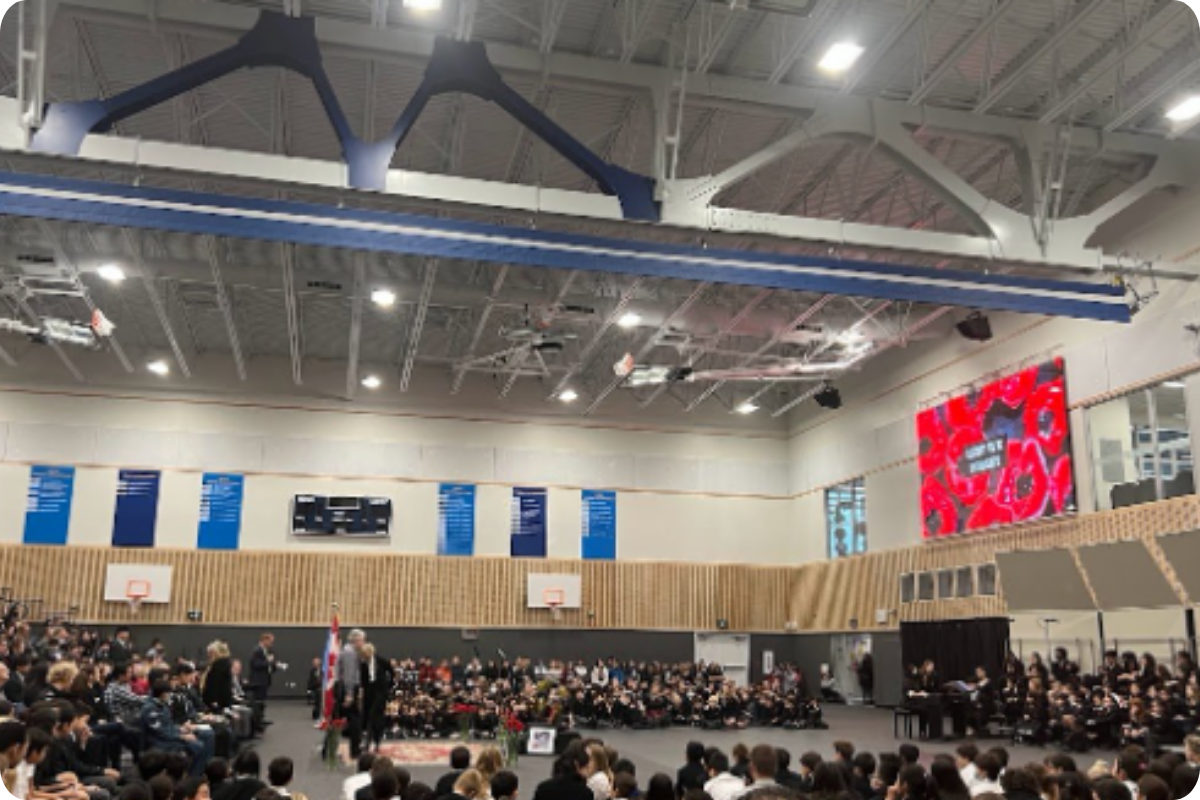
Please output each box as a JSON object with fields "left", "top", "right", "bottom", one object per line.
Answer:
{"left": 54, "top": 0, "right": 1187, "bottom": 161}
{"left": 694, "top": 4, "right": 740, "bottom": 76}
{"left": 907, "top": 0, "right": 1019, "bottom": 106}
{"left": 583, "top": 281, "right": 710, "bottom": 416}
{"left": 538, "top": 0, "right": 567, "bottom": 56}
{"left": 498, "top": 270, "right": 579, "bottom": 398}
{"left": 205, "top": 236, "right": 247, "bottom": 381}
{"left": 124, "top": 229, "right": 192, "bottom": 379}
{"left": 1039, "top": 2, "right": 1188, "bottom": 124}
{"left": 638, "top": 287, "right": 772, "bottom": 409}
{"left": 400, "top": 258, "right": 438, "bottom": 393}
{"left": 974, "top": 0, "right": 1110, "bottom": 114}
{"left": 1104, "top": 54, "right": 1200, "bottom": 132}
{"left": 685, "top": 294, "right": 833, "bottom": 413}
{"left": 279, "top": 242, "right": 303, "bottom": 385}
{"left": 547, "top": 275, "right": 644, "bottom": 400}
{"left": 619, "top": 0, "right": 659, "bottom": 65}
{"left": 11, "top": 293, "right": 84, "bottom": 381}
{"left": 345, "top": 252, "right": 365, "bottom": 398}
{"left": 451, "top": 264, "right": 508, "bottom": 395}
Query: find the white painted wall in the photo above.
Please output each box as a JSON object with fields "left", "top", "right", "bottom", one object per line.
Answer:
{"left": 0, "top": 389, "right": 804, "bottom": 563}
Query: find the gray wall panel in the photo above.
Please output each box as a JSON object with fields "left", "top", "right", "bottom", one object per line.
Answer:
{"left": 996, "top": 549, "right": 1096, "bottom": 611}
{"left": 1076, "top": 541, "right": 1179, "bottom": 609}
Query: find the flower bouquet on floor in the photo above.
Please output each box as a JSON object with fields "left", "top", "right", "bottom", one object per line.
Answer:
{"left": 318, "top": 717, "right": 347, "bottom": 770}
{"left": 499, "top": 714, "right": 525, "bottom": 767}
{"left": 452, "top": 703, "right": 478, "bottom": 740}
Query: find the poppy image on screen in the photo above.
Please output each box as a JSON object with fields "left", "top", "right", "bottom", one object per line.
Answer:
{"left": 918, "top": 357, "right": 1074, "bottom": 539}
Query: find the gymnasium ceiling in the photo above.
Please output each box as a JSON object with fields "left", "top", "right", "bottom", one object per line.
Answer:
{"left": 0, "top": 0, "right": 1198, "bottom": 431}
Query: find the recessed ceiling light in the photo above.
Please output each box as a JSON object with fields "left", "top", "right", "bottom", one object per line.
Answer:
{"left": 617, "top": 312, "right": 642, "bottom": 329}
{"left": 371, "top": 288, "right": 397, "bottom": 308}
{"left": 559, "top": 389, "right": 579, "bottom": 403}
{"left": 402, "top": 0, "right": 442, "bottom": 10}
{"left": 1164, "top": 381, "right": 1186, "bottom": 389}
{"left": 147, "top": 360, "right": 170, "bottom": 376}
{"left": 736, "top": 401, "right": 760, "bottom": 415}
{"left": 97, "top": 264, "right": 126, "bottom": 283}
{"left": 818, "top": 42, "right": 865, "bottom": 74}
{"left": 361, "top": 375, "right": 382, "bottom": 390}
{"left": 1166, "top": 96, "right": 1200, "bottom": 123}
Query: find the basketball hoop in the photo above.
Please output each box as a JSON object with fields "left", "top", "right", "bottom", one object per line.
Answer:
{"left": 125, "top": 579, "right": 150, "bottom": 617}
{"left": 543, "top": 588, "right": 565, "bottom": 621}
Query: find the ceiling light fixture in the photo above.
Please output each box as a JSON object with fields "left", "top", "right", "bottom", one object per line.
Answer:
{"left": 818, "top": 42, "right": 865, "bottom": 74}
{"left": 735, "top": 401, "right": 760, "bottom": 415}
{"left": 1166, "top": 96, "right": 1200, "bottom": 123}
{"left": 617, "top": 312, "right": 642, "bottom": 329}
{"left": 1164, "top": 381, "right": 1186, "bottom": 389}
{"left": 371, "top": 288, "right": 397, "bottom": 308}
{"left": 97, "top": 264, "right": 126, "bottom": 283}
{"left": 361, "top": 375, "right": 383, "bottom": 390}
{"left": 147, "top": 360, "right": 170, "bottom": 376}
{"left": 559, "top": 389, "right": 579, "bottom": 403}
{"left": 402, "top": 0, "right": 442, "bottom": 10}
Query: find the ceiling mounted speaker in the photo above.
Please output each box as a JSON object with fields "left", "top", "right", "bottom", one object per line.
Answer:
{"left": 815, "top": 384, "right": 842, "bottom": 409}
{"left": 956, "top": 312, "right": 993, "bottom": 342}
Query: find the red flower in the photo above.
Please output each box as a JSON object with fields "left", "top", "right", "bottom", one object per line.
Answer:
{"left": 1050, "top": 454, "right": 1074, "bottom": 514}
{"left": 318, "top": 718, "right": 347, "bottom": 732}
{"left": 504, "top": 715, "right": 525, "bottom": 732}
{"left": 452, "top": 703, "right": 478, "bottom": 715}
{"left": 995, "top": 439, "right": 1051, "bottom": 521}
{"left": 917, "top": 409, "right": 948, "bottom": 475}
{"left": 946, "top": 383, "right": 998, "bottom": 429}
{"left": 966, "top": 495, "right": 1014, "bottom": 530}
{"left": 997, "top": 365, "right": 1038, "bottom": 408}
{"left": 1024, "top": 378, "right": 1068, "bottom": 456}
{"left": 921, "top": 476, "right": 959, "bottom": 539}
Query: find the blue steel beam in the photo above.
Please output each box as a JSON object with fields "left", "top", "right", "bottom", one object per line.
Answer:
{"left": 0, "top": 170, "right": 1129, "bottom": 323}
{"left": 31, "top": 13, "right": 658, "bottom": 221}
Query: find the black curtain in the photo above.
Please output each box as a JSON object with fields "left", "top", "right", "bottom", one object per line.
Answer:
{"left": 900, "top": 617, "right": 1009, "bottom": 684}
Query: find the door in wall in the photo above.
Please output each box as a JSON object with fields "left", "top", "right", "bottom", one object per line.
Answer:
{"left": 694, "top": 633, "right": 750, "bottom": 687}
{"left": 830, "top": 633, "right": 873, "bottom": 704}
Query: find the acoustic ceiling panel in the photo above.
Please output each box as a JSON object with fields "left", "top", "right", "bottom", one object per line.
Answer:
{"left": 1076, "top": 540, "right": 1179, "bottom": 610}
{"left": 1157, "top": 530, "right": 1200, "bottom": 602}
{"left": 995, "top": 549, "right": 1096, "bottom": 611}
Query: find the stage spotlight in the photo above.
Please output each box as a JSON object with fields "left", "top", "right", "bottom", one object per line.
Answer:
{"left": 956, "top": 311, "right": 993, "bottom": 342}
{"left": 815, "top": 383, "right": 842, "bottom": 410}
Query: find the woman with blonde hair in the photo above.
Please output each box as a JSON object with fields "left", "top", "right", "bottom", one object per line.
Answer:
{"left": 454, "top": 769, "right": 489, "bottom": 800}
{"left": 476, "top": 748, "right": 504, "bottom": 785}
{"left": 46, "top": 661, "right": 79, "bottom": 700}
{"left": 203, "top": 639, "right": 236, "bottom": 712}
{"left": 586, "top": 743, "right": 614, "bottom": 800}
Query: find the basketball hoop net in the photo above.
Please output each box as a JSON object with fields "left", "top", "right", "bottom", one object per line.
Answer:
{"left": 543, "top": 588, "right": 565, "bottom": 621}
{"left": 126, "top": 579, "right": 150, "bottom": 617}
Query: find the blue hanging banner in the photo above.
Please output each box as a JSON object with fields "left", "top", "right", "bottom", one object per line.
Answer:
{"left": 581, "top": 490, "right": 617, "bottom": 561}
{"left": 511, "top": 487, "right": 548, "bottom": 558}
{"left": 23, "top": 465, "right": 76, "bottom": 545}
{"left": 438, "top": 483, "right": 476, "bottom": 556}
{"left": 112, "top": 470, "right": 162, "bottom": 548}
{"left": 198, "top": 473, "right": 245, "bottom": 550}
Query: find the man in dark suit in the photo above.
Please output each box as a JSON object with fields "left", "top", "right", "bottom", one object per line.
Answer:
{"left": 360, "top": 643, "right": 394, "bottom": 752}
{"left": 436, "top": 747, "right": 473, "bottom": 797}
{"left": 248, "top": 633, "right": 284, "bottom": 732}
{"left": 108, "top": 627, "right": 133, "bottom": 666}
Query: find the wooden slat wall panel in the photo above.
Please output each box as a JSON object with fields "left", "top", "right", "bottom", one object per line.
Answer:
{"left": 2, "top": 496, "right": 1197, "bottom": 631}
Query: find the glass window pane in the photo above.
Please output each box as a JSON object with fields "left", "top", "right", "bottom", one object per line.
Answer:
{"left": 956, "top": 566, "right": 974, "bottom": 597}
{"left": 1147, "top": 383, "right": 1193, "bottom": 499}
{"left": 977, "top": 564, "right": 997, "bottom": 596}
{"left": 918, "top": 572, "right": 935, "bottom": 601}
{"left": 826, "top": 477, "right": 867, "bottom": 559}
{"left": 900, "top": 573, "right": 915, "bottom": 604}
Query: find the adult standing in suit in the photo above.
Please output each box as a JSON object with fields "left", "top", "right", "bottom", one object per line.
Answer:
{"left": 248, "top": 633, "right": 283, "bottom": 733}
{"left": 108, "top": 627, "right": 134, "bottom": 666}
{"left": 338, "top": 629, "right": 366, "bottom": 758}
{"left": 360, "top": 643, "right": 394, "bottom": 752}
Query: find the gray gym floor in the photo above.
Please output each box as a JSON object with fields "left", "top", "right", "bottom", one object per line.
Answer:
{"left": 252, "top": 701, "right": 1069, "bottom": 800}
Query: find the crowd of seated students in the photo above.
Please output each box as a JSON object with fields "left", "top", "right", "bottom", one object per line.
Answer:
{"left": 420, "top": 734, "right": 1198, "bottom": 800}
{"left": 905, "top": 649, "right": 1199, "bottom": 752}
{"left": 320, "top": 648, "right": 827, "bottom": 742}
{"left": 0, "top": 617, "right": 291, "bottom": 800}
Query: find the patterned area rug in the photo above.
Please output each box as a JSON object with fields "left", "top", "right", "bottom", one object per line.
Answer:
{"left": 338, "top": 740, "right": 486, "bottom": 766}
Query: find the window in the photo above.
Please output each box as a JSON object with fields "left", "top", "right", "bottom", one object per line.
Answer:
{"left": 826, "top": 477, "right": 867, "bottom": 558}
{"left": 1088, "top": 380, "right": 1194, "bottom": 510}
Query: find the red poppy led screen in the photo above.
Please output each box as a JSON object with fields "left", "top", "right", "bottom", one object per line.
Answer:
{"left": 918, "top": 357, "right": 1074, "bottom": 539}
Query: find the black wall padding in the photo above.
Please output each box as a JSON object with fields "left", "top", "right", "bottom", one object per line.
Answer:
{"left": 1076, "top": 540, "right": 1179, "bottom": 609}
{"left": 900, "top": 617, "right": 1010, "bottom": 683}
{"left": 1157, "top": 529, "right": 1200, "bottom": 602}
{"left": 995, "top": 548, "right": 1096, "bottom": 611}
